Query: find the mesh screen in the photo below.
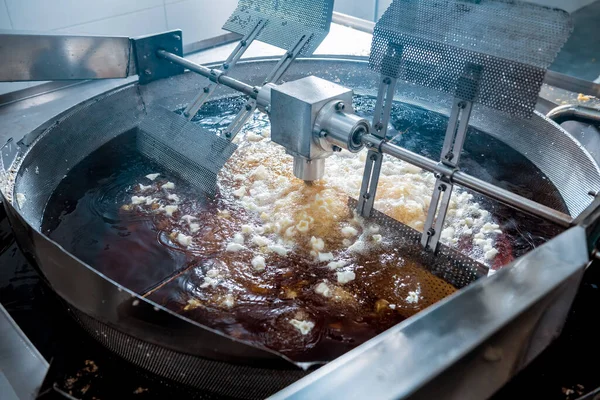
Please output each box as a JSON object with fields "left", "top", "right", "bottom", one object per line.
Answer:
{"left": 223, "top": 0, "right": 333, "bottom": 55}
{"left": 351, "top": 199, "right": 487, "bottom": 289}
{"left": 370, "top": 0, "right": 572, "bottom": 118}
{"left": 70, "top": 308, "right": 309, "bottom": 400}
{"left": 137, "top": 107, "right": 237, "bottom": 196}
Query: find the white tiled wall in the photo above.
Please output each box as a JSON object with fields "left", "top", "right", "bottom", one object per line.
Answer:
{"left": 165, "top": 0, "right": 238, "bottom": 46}
{"left": 55, "top": 7, "right": 167, "bottom": 37}
{"left": 334, "top": 0, "right": 376, "bottom": 21}
{"left": 0, "top": 0, "right": 238, "bottom": 45}
{"left": 5, "top": 0, "right": 164, "bottom": 31}
{"left": 0, "top": 1, "right": 11, "bottom": 29}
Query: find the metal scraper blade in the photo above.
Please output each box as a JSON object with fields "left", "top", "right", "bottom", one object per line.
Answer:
{"left": 137, "top": 106, "right": 237, "bottom": 196}
{"left": 350, "top": 198, "right": 488, "bottom": 288}
{"left": 370, "top": 0, "right": 573, "bottom": 118}
{"left": 223, "top": 0, "right": 334, "bottom": 56}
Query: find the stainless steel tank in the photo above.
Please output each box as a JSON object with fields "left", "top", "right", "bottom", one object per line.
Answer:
{"left": 1, "top": 56, "right": 597, "bottom": 399}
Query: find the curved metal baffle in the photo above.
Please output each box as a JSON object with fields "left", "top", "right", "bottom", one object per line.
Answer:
{"left": 358, "top": 0, "right": 574, "bottom": 252}
{"left": 184, "top": 0, "right": 335, "bottom": 141}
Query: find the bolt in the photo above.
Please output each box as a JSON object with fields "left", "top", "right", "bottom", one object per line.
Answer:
{"left": 172, "top": 34, "right": 181, "bottom": 41}
{"left": 362, "top": 193, "right": 371, "bottom": 200}
{"left": 365, "top": 142, "right": 374, "bottom": 148}
{"left": 241, "top": 40, "right": 247, "bottom": 46}
{"left": 319, "top": 130, "right": 328, "bottom": 138}
{"left": 223, "top": 63, "right": 229, "bottom": 70}
{"left": 434, "top": 173, "right": 441, "bottom": 179}
{"left": 245, "top": 103, "right": 253, "bottom": 111}
{"left": 458, "top": 101, "right": 467, "bottom": 109}
{"left": 445, "top": 152, "right": 454, "bottom": 161}
{"left": 210, "top": 69, "right": 217, "bottom": 76}
{"left": 427, "top": 228, "right": 435, "bottom": 236}
{"left": 370, "top": 154, "right": 378, "bottom": 161}
{"left": 144, "top": 69, "right": 151, "bottom": 76}
{"left": 383, "top": 77, "right": 392, "bottom": 85}
{"left": 287, "top": 51, "right": 293, "bottom": 58}
{"left": 374, "top": 122, "right": 383, "bottom": 131}
{"left": 332, "top": 145, "right": 343, "bottom": 152}
{"left": 438, "top": 184, "right": 447, "bottom": 191}
{"left": 203, "top": 86, "right": 210, "bottom": 93}
{"left": 225, "top": 132, "right": 232, "bottom": 138}
{"left": 253, "top": 87, "right": 259, "bottom": 93}
{"left": 335, "top": 102, "right": 345, "bottom": 111}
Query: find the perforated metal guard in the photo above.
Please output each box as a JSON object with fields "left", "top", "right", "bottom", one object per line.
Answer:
{"left": 223, "top": 0, "right": 333, "bottom": 56}
{"left": 370, "top": 0, "right": 572, "bottom": 118}
{"left": 137, "top": 107, "right": 237, "bottom": 196}
{"left": 350, "top": 199, "right": 487, "bottom": 289}
{"left": 70, "top": 308, "right": 308, "bottom": 400}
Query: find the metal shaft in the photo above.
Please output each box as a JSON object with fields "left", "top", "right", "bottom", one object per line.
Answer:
{"left": 363, "top": 135, "right": 573, "bottom": 228}
{"left": 157, "top": 50, "right": 257, "bottom": 98}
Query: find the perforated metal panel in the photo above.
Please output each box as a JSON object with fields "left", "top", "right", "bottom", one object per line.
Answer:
{"left": 350, "top": 199, "right": 487, "bottom": 290}
{"left": 137, "top": 107, "right": 237, "bottom": 197}
{"left": 71, "top": 308, "right": 308, "bottom": 400}
{"left": 223, "top": 0, "right": 333, "bottom": 55}
{"left": 370, "top": 0, "right": 572, "bottom": 117}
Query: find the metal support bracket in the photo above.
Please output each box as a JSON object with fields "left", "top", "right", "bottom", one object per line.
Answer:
{"left": 224, "top": 34, "right": 311, "bottom": 141}
{"left": 421, "top": 63, "right": 481, "bottom": 252}
{"left": 183, "top": 19, "right": 266, "bottom": 120}
{"left": 357, "top": 75, "right": 398, "bottom": 217}
{"left": 134, "top": 30, "right": 184, "bottom": 84}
